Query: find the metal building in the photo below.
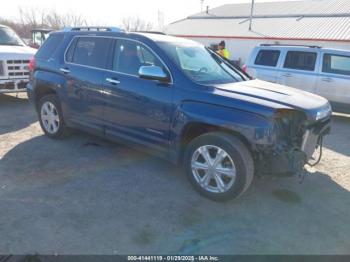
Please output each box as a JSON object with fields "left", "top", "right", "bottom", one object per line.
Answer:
{"left": 165, "top": 0, "right": 350, "bottom": 64}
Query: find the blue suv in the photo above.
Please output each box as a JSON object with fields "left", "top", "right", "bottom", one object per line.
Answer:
{"left": 27, "top": 27, "right": 331, "bottom": 201}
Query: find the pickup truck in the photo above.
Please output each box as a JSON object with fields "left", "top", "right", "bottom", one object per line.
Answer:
{"left": 0, "top": 25, "right": 36, "bottom": 94}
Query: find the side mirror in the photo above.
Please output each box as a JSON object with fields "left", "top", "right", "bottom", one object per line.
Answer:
{"left": 139, "top": 66, "right": 170, "bottom": 82}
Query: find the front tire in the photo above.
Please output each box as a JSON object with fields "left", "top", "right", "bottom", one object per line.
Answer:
{"left": 38, "top": 94, "right": 70, "bottom": 139}
{"left": 184, "top": 132, "right": 254, "bottom": 201}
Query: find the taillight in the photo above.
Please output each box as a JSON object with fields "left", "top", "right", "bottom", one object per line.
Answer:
{"left": 28, "top": 57, "right": 35, "bottom": 72}
{"left": 242, "top": 64, "right": 247, "bottom": 73}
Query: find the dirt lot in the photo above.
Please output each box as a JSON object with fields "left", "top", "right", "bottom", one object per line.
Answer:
{"left": 0, "top": 93, "right": 349, "bottom": 255}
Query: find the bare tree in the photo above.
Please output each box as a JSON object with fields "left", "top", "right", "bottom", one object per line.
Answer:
{"left": 121, "top": 16, "right": 153, "bottom": 32}
{"left": 0, "top": 8, "right": 88, "bottom": 38}
{"left": 44, "top": 10, "right": 87, "bottom": 29}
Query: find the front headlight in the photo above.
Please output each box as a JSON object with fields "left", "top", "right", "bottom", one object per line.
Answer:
{"left": 316, "top": 103, "right": 332, "bottom": 121}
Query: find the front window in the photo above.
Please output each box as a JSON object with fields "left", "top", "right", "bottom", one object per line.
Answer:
{"left": 113, "top": 39, "right": 167, "bottom": 76}
{"left": 255, "top": 50, "right": 280, "bottom": 67}
{"left": 158, "top": 42, "right": 245, "bottom": 85}
{"left": 0, "top": 27, "right": 24, "bottom": 46}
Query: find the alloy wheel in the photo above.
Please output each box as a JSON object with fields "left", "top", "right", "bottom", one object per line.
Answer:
{"left": 40, "top": 101, "right": 60, "bottom": 134}
{"left": 191, "top": 145, "right": 236, "bottom": 193}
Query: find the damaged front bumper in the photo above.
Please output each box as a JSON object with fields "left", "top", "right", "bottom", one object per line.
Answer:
{"left": 257, "top": 117, "right": 331, "bottom": 175}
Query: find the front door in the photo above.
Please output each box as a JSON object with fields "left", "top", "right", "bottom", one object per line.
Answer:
{"left": 102, "top": 39, "right": 174, "bottom": 151}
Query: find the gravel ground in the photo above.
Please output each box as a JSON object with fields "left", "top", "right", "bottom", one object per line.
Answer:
{"left": 0, "top": 93, "right": 349, "bottom": 255}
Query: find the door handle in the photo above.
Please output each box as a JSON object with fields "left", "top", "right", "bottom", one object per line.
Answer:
{"left": 321, "top": 77, "right": 333, "bottom": 83}
{"left": 60, "top": 68, "right": 70, "bottom": 74}
{"left": 106, "top": 78, "right": 120, "bottom": 85}
{"left": 282, "top": 73, "right": 292, "bottom": 78}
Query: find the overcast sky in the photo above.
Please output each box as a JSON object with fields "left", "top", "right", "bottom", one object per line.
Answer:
{"left": 1, "top": 0, "right": 303, "bottom": 27}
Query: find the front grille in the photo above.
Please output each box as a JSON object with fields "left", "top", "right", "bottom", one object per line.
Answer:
{"left": 6, "top": 60, "right": 30, "bottom": 79}
{"left": 0, "top": 82, "right": 15, "bottom": 90}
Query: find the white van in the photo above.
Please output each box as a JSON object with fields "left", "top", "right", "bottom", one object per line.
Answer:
{"left": 245, "top": 45, "right": 350, "bottom": 113}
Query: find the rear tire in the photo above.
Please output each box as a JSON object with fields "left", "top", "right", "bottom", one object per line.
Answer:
{"left": 184, "top": 132, "right": 254, "bottom": 201}
{"left": 38, "top": 94, "right": 70, "bottom": 139}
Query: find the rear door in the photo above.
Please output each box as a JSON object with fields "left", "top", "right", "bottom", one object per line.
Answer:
{"left": 63, "top": 36, "right": 113, "bottom": 133}
{"left": 316, "top": 52, "right": 350, "bottom": 112}
{"left": 247, "top": 48, "right": 281, "bottom": 82}
{"left": 278, "top": 50, "right": 319, "bottom": 93}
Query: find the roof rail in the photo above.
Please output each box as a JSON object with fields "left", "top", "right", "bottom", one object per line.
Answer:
{"left": 63, "top": 26, "right": 124, "bottom": 32}
{"left": 260, "top": 44, "right": 321, "bottom": 48}
{"left": 134, "top": 31, "right": 166, "bottom": 35}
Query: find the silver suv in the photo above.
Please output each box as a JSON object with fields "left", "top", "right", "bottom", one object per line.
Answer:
{"left": 246, "top": 44, "right": 350, "bottom": 113}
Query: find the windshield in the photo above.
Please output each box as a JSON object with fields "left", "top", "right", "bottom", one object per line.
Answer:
{"left": 158, "top": 41, "right": 246, "bottom": 85}
{"left": 0, "top": 27, "right": 24, "bottom": 46}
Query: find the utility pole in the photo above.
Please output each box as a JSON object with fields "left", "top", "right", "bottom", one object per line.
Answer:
{"left": 249, "top": 0, "right": 255, "bottom": 31}
{"left": 158, "top": 10, "right": 164, "bottom": 31}
{"left": 200, "top": 0, "right": 205, "bottom": 12}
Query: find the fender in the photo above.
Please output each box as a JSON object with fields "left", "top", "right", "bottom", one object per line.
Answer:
{"left": 32, "top": 70, "right": 70, "bottom": 118}
{"left": 169, "top": 101, "right": 275, "bottom": 163}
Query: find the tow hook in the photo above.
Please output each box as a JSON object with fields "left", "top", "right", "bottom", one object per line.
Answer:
{"left": 298, "top": 168, "right": 308, "bottom": 184}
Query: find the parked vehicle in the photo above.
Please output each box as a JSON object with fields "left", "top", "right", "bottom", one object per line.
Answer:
{"left": 245, "top": 44, "right": 350, "bottom": 113}
{"left": 29, "top": 28, "right": 52, "bottom": 49}
{"left": 0, "top": 25, "right": 36, "bottom": 94}
{"left": 27, "top": 27, "right": 331, "bottom": 201}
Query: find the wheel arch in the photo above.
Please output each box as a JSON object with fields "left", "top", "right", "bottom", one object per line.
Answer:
{"left": 177, "top": 122, "right": 254, "bottom": 164}
{"left": 34, "top": 86, "right": 57, "bottom": 108}
{"left": 32, "top": 70, "right": 67, "bottom": 111}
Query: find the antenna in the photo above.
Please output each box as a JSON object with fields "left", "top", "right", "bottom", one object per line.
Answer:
{"left": 200, "top": 0, "right": 205, "bottom": 12}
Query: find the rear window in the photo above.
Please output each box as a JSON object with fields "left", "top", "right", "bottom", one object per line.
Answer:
{"left": 254, "top": 50, "right": 280, "bottom": 67}
{"left": 35, "top": 34, "right": 64, "bottom": 60}
{"left": 68, "top": 37, "right": 112, "bottom": 69}
{"left": 284, "top": 51, "right": 317, "bottom": 71}
{"left": 322, "top": 54, "right": 350, "bottom": 76}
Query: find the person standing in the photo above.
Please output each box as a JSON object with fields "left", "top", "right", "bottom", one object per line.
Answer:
{"left": 217, "top": 40, "right": 230, "bottom": 59}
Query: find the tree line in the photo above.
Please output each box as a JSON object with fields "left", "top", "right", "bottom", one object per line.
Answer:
{"left": 0, "top": 8, "right": 154, "bottom": 38}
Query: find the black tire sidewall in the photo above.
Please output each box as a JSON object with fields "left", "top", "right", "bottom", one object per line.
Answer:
{"left": 184, "top": 133, "right": 250, "bottom": 201}
{"left": 38, "top": 94, "right": 66, "bottom": 139}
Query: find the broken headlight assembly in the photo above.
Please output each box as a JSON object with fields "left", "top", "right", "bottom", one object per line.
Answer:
{"left": 273, "top": 109, "right": 307, "bottom": 148}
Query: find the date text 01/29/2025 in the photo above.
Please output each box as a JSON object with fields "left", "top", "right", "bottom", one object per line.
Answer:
{"left": 127, "top": 255, "right": 219, "bottom": 261}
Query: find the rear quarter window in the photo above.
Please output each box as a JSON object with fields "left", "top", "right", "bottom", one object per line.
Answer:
{"left": 322, "top": 53, "right": 350, "bottom": 76}
{"left": 284, "top": 51, "right": 317, "bottom": 71}
{"left": 254, "top": 50, "right": 280, "bottom": 67}
{"left": 35, "top": 34, "right": 64, "bottom": 60}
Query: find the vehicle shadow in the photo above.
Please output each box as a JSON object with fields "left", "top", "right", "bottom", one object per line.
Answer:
{"left": 0, "top": 134, "right": 349, "bottom": 254}
{"left": 322, "top": 113, "right": 350, "bottom": 157}
{"left": 0, "top": 94, "right": 37, "bottom": 136}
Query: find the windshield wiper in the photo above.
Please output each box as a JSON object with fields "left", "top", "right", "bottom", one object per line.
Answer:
{"left": 206, "top": 47, "right": 250, "bottom": 81}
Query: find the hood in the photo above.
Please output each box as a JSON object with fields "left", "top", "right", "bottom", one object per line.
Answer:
{"left": 0, "top": 45, "right": 36, "bottom": 59}
{"left": 213, "top": 79, "right": 331, "bottom": 121}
